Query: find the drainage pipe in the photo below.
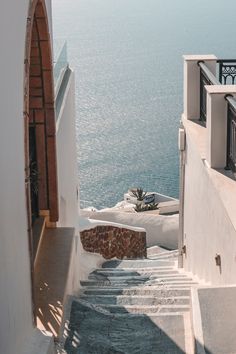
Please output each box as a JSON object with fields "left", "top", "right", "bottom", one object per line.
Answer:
{"left": 178, "top": 123, "right": 186, "bottom": 268}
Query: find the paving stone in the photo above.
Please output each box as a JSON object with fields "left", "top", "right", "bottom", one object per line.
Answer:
{"left": 79, "top": 295, "right": 190, "bottom": 306}
{"left": 62, "top": 249, "right": 196, "bottom": 353}
{"left": 81, "top": 287, "right": 191, "bottom": 297}
{"left": 64, "top": 300, "right": 186, "bottom": 354}
{"left": 198, "top": 287, "right": 236, "bottom": 354}
{"left": 102, "top": 259, "right": 176, "bottom": 268}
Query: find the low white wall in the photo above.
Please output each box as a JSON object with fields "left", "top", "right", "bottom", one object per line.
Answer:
{"left": 183, "top": 120, "right": 236, "bottom": 285}
{"left": 56, "top": 70, "right": 79, "bottom": 228}
{"left": 80, "top": 210, "right": 179, "bottom": 250}
{"left": 69, "top": 217, "right": 146, "bottom": 293}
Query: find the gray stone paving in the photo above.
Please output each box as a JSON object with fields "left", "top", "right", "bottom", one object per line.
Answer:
{"left": 64, "top": 300, "right": 185, "bottom": 354}
{"left": 63, "top": 250, "right": 192, "bottom": 353}
{"left": 198, "top": 287, "right": 236, "bottom": 354}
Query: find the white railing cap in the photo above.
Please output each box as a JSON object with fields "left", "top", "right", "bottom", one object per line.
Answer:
{"left": 183, "top": 54, "right": 217, "bottom": 61}
{"left": 205, "top": 85, "right": 236, "bottom": 94}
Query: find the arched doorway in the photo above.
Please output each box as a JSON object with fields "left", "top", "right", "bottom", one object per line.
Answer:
{"left": 24, "top": 0, "right": 58, "bottom": 259}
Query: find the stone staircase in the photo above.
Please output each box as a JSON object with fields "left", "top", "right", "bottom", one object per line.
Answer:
{"left": 60, "top": 247, "right": 196, "bottom": 353}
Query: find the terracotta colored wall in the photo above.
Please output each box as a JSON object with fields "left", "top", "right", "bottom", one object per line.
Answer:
{"left": 26, "top": 0, "right": 58, "bottom": 222}
{"left": 80, "top": 226, "right": 147, "bottom": 259}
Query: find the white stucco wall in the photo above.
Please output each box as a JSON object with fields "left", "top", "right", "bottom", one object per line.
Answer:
{"left": 0, "top": 1, "right": 35, "bottom": 353}
{"left": 0, "top": 1, "right": 55, "bottom": 353}
{"left": 81, "top": 210, "right": 179, "bottom": 250}
{"left": 56, "top": 70, "right": 79, "bottom": 228}
{"left": 182, "top": 119, "right": 236, "bottom": 285}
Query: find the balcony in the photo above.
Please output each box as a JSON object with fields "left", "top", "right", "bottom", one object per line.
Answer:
{"left": 183, "top": 55, "right": 236, "bottom": 173}
{"left": 181, "top": 55, "right": 236, "bottom": 286}
{"left": 53, "top": 40, "right": 68, "bottom": 93}
{"left": 53, "top": 40, "right": 71, "bottom": 119}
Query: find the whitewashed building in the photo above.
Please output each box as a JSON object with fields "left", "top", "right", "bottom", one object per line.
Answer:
{"left": 2, "top": 1, "right": 236, "bottom": 353}
{"left": 179, "top": 56, "right": 236, "bottom": 353}
{"left": 0, "top": 1, "right": 78, "bottom": 353}
{"left": 179, "top": 55, "right": 236, "bottom": 284}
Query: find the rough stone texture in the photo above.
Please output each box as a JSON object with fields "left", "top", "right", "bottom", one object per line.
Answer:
{"left": 80, "top": 226, "right": 147, "bottom": 259}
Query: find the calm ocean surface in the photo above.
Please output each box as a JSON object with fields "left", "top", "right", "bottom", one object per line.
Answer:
{"left": 52, "top": 0, "right": 236, "bottom": 209}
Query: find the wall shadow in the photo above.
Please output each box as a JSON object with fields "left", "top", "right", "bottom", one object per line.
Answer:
{"left": 64, "top": 299, "right": 186, "bottom": 354}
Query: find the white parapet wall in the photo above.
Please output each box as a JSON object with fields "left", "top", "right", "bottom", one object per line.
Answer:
{"left": 56, "top": 69, "right": 79, "bottom": 229}
{"left": 182, "top": 117, "right": 236, "bottom": 285}
{"left": 80, "top": 210, "right": 179, "bottom": 250}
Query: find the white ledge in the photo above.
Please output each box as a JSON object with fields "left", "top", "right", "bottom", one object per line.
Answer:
{"left": 205, "top": 85, "right": 236, "bottom": 94}
{"left": 183, "top": 54, "right": 217, "bottom": 61}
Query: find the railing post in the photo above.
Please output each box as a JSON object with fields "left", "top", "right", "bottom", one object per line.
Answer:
{"left": 205, "top": 85, "right": 236, "bottom": 168}
{"left": 226, "top": 96, "right": 236, "bottom": 171}
{"left": 183, "top": 55, "right": 217, "bottom": 120}
{"left": 219, "top": 62, "right": 223, "bottom": 84}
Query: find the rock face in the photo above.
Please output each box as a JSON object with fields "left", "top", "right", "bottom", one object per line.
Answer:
{"left": 80, "top": 226, "right": 147, "bottom": 259}
{"left": 62, "top": 248, "right": 196, "bottom": 354}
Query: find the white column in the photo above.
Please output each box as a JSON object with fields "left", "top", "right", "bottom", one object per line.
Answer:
{"left": 183, "top": 55, "right": 217, "bottom": 120}
{"left": 206, "top": 85, "right": 236, "bottom": 168}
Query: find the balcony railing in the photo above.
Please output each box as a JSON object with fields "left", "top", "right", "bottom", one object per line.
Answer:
{"left": 218, "top": 60, "right": 236, "bottom": 84}
{"left": 53, "top": 40, "right": 69, "bottom": 96}
{"left": 226, "top": 95, "right": 236, "bottom": 172}
{"left": 198, "top": 61, "right": 220, "bottom": 122}
{"left": 198, "top": 60, "right": 236, "bottom": 123}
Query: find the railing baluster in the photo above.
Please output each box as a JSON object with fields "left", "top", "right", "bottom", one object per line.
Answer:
{"left": 198, "top": 62, "right": 220, "bottom": 123}
{"left": 217, "top": 60, "right": 236, "bottom": 85}
{"left": 219, "top": 61, "right": 223, "bottom": 84}
{"left": 226, "top": 96, "right": 236, "bottom": 172}
{"left": 196, "top": 59, "right": 236, "bottom": 172}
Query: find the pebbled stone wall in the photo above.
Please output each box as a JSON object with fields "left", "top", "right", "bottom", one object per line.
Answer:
{"left": 80, "top": 226, "right": 147, "bottom": 259}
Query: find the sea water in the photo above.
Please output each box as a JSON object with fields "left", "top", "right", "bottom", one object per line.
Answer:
{"left": 52, "top": 0, "right": 236, "bottom": 209}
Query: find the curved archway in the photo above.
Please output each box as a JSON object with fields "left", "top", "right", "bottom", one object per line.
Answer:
{"left": 24, "top": 0, "right": 58, "bottom": 239}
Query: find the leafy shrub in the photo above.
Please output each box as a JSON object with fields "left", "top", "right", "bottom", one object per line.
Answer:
{"left": 130, "top": 187, "right": 147, "bottom": 201}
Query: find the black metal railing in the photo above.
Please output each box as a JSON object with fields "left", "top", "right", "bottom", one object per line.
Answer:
{"left": 198, "top": 61, "right": 220, "bottom": 122}
{"left": 218, "top": 60, "right": 236, "bottom": 84}
{"left": 196, "top": 59, "right": 236, "bottom": 172}
{"left": 226, "top": 95, "right": 236, "bottom": 172}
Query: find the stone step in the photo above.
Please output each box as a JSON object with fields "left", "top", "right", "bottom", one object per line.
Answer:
{"left": 147, "top": 251, "right": 179, "bottom": 259}
{"left": 92, "top": 269, "right": 180, "bottom": 277}
{"left": 80, "top": 279, "right": 197, "bottom": 287}
{"left": 81, "top": 287, "right": 191, "bottom": 296}
{"left": 86, "top": 304, "right": 190, "bottom": 314}
{"left": 148, "top": 255, "right": 178, "bottom": 260}
{"left": 164, "top": 284, "right": 196, "bottom": 288}
{"left": 102, "top": 259, "right": 176, "bottom": 268}
{"left": 151, "top": 249, "right": 178, "bottom": 256}
{"left": 64, "top": 300, "right": 186, "bottom": 354}
{"left": 79, "top": 294, "right": 190, "bottom": 306}
{"left": 94, "top": 267, "right": 177, "bottom": 274}
{"left": 88, "top": 274, "right": 191, "bottom": 282}
{"left": 146, "top": 245, "right": 168, "bottom": 256}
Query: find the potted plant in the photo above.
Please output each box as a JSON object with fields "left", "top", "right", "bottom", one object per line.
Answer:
{"left": 130, "top": 187, "right": 147, "bottom": 207}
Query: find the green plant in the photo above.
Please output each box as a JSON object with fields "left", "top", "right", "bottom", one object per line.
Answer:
{"left": 131, "top": 187, "right": 147, "bottom": 201}
{"left": 134, "top": 203, "right": 144, "bottom": 212}
{"left": 135, "top": 202, "right": 159, "bottom": 213}
{"left": 147, "top": 203, "right": 158, "bottom": 211}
